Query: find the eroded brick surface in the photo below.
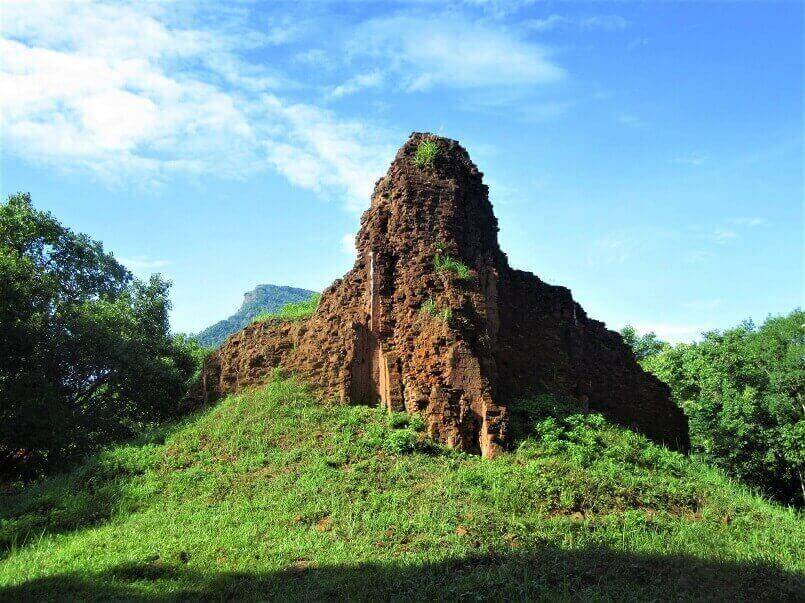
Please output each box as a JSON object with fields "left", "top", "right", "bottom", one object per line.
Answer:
{"left": 188, "top": 133, "right": 689, "bottom": 456}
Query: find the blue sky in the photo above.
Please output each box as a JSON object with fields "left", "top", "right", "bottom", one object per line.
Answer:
{"left": 2, "top": 1, "right": 802, "bottom": 342}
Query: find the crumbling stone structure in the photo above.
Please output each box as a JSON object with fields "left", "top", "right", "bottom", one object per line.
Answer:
{"left": 190, "top": 133, "right": 689, "bottom": 457}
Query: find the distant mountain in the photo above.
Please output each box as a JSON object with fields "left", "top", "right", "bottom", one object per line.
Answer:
{"left": 195, "top": 284, "right": 317, "bottom": 348}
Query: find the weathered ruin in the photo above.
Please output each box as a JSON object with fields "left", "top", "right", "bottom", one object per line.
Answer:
{"left": 189, "top": 133, "right": 689, "bottom": 457}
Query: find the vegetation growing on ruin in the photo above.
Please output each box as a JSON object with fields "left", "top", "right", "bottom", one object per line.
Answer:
{"left": 1, "top": 376, "right": 802, "bottom": 600}
{"left": 420, "top": 297, "right": 453, "bottom": 323}
{"left": 253, "top": 294, "right": 321, "bottom": 324}
{"left": 434, "top": 251, "right": 472, "bottom": 280}
{"left": 413, "top": 139, "right": 438, "bottom": 168}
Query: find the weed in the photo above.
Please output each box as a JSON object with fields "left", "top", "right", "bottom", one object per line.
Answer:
{"left": 413, "top": 140, "right": 438, "bottom": 168}
{"left": 420, "top": 298, "right": 452, "bottom": 323}
{"left": 434, "top": 252, "right": 472, "bottom": 280}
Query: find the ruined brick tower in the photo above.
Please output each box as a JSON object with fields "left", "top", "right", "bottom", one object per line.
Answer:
{"left": 191, "top": 133, "right": 689, "bottom": 457}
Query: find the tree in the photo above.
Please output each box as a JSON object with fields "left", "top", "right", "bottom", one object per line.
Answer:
{"left": 619, "top": 325, "right": 670, "bottom": 361}
{"left": 641, "top": 312, "right": 804, "bottom": 505}
{"left": 0, "top": 193, "right": 198, "bottom": 476}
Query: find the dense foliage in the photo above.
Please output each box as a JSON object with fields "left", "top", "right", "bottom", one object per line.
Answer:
{"left": 619, "top": 324, "right": 670, "bottom": 360}
{"left": 195, "top": 284, "right": 316, "bottom": 347}
{"left": 623, "top": 312, "right": 804, "bottom": 505}
{"left": 0, "top": 193, "right": 199, "bottom": 477}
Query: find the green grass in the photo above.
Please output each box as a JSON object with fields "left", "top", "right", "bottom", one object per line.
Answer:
{"left": 253, "top": 294, "right": 320, "bottom": 324}
{"left": 420, "top": 297, "right": 452, "bottom": 323}
{"left": 434, "top": 252, "right": 472, "bottom": 280}
{"left": 413, "top": 140, "right": 438, "bottom": 168}
{"left": 1, "top": 377, "right": 803, "bottom": 600}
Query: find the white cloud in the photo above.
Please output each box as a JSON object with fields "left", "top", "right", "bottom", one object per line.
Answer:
{"left": 353, "top": 15, "right": 565, "bottom": 91}
{"left": 684, "top": 250, "right": 714, "bottom": 264}
{"left": 261, "top": 95, "right": 395, "bottom": 212}
{"left": 329, "top": 70, "right": 385, "bottom": 99}
{"left": 588, "top": 231, "right": 643, "bottom": 265}
{"left": 703, "top": 216, "right": 767, "bottom": 244}
{"left": 0, "top": 0, "right": 395, "bottom": 210}
{"left": 0, "top": 1, "right": 267, "bottom": 181}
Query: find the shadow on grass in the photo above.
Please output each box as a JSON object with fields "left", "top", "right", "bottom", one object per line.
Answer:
{"left": 0, "top": 421, "right": 182, "bottom": 559}
{"left": 2, "top": 545, "right": 803, "bottom": 602}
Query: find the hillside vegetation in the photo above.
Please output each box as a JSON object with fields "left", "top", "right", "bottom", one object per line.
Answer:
{"left": 2, "top": 377, "right": 802, "bottom": 601}
{"left": 0, "top": 193, "right": 200, "bottom": 478}
{"left": 195, "top": 285, "right": 317, "bottom": 348}
{"left": 624, "top": 310, "right": 804, "bottom": 506}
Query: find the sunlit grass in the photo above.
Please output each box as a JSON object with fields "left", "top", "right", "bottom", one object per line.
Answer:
{"left": 253, "top": 294, "right": 320, "bottom": 324}
{"left": 1, "top": 377, "right": 802, "bottom": 600}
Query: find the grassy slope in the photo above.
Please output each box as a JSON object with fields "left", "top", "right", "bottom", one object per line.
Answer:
{"left": 1, "top": 377, "right": 803, "bottom": 601}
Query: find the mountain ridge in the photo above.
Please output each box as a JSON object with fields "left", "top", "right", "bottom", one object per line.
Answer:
{"left": 195, "top": 284, "right": 317, "bottom": 348}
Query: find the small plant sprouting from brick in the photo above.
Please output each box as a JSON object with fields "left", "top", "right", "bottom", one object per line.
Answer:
{"left": 434, "top": 250, "right": 472, "bottom": 280}
{"left": 420, "top": 297, "right": 452, "bottom": 323}
{"left": 413, "top": 140, "right": 439, "bottom": 168}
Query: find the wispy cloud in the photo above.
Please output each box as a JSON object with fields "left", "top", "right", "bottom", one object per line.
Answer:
{"left": 616, "top": 113, "right": 646, "bottom": 128}
{"left": 588, "top": 230, "right": 647, "bottom": 265}
{"left": 262, "top": 95, "right": 395, "bottom": 212}
{"left": 1, "top": 2, "right": 574, "bottom": 212}
{"left": 0, "top": 0, "right": 399, "bottom": 212}
{"left": 712, "top": 227, "right": 739, "bottom": 242}
{"left": 673, "top": 152, "right": 709, "bottom": 166}
{"left": 329, "top": 70, "right": 385, "bottom": 99}
{"left": 727, "top": 217, "right": 767, "bottom": 227}
{"left": 684, "top": 250, "right": 714, "bottom": 264}
{"left": 527, "top": 14, "right": 630, "bottom": 32}
{"left": 627, "top": 37, "right": 649, "bottom": 51}
{"left": 707, "top": 217, "right": 767, "bottom": 243}
{"left": 353, "top": 15, "right": 565, "bottom": 92}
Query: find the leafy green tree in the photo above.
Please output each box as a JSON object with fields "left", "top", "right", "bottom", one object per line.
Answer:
{"left": 619, "top": 325, "right": 670, "bottom": 360}
{"left": 0, "top": 193, "right": 198, "bottom": 476}
{"left": 641, "top": 311, "right": 804, "bottom": 505}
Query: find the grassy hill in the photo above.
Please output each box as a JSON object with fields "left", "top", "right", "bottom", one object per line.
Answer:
{"left": 1, "top": 376, "right": 803, "bottom": 601}
{"left": 195, "top": 285, "right": 317, "bottom": 348}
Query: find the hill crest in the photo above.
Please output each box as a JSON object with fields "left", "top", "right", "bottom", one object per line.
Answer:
{"left": 195, "top": 284, "right": 316, "bottom": 348}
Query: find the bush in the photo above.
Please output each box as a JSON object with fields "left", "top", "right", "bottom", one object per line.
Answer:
{"left": 0, "top": 193, "right": 200, "bottom": 477}
{"left": 640, "top": 311, "right": 804, "bottom": 505}
{"left": 253, "top": 294, "right": 320, "bottom": 323}
{"left": 413, "top": 140, "right": 438, "bottom": 168}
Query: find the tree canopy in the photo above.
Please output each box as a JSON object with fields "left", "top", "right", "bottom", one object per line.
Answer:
{"left": 624, "top": 313, "right": 804, "bottom": 505}
{"left": 0, "top": 193, "right": 199, "bottom": 476}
